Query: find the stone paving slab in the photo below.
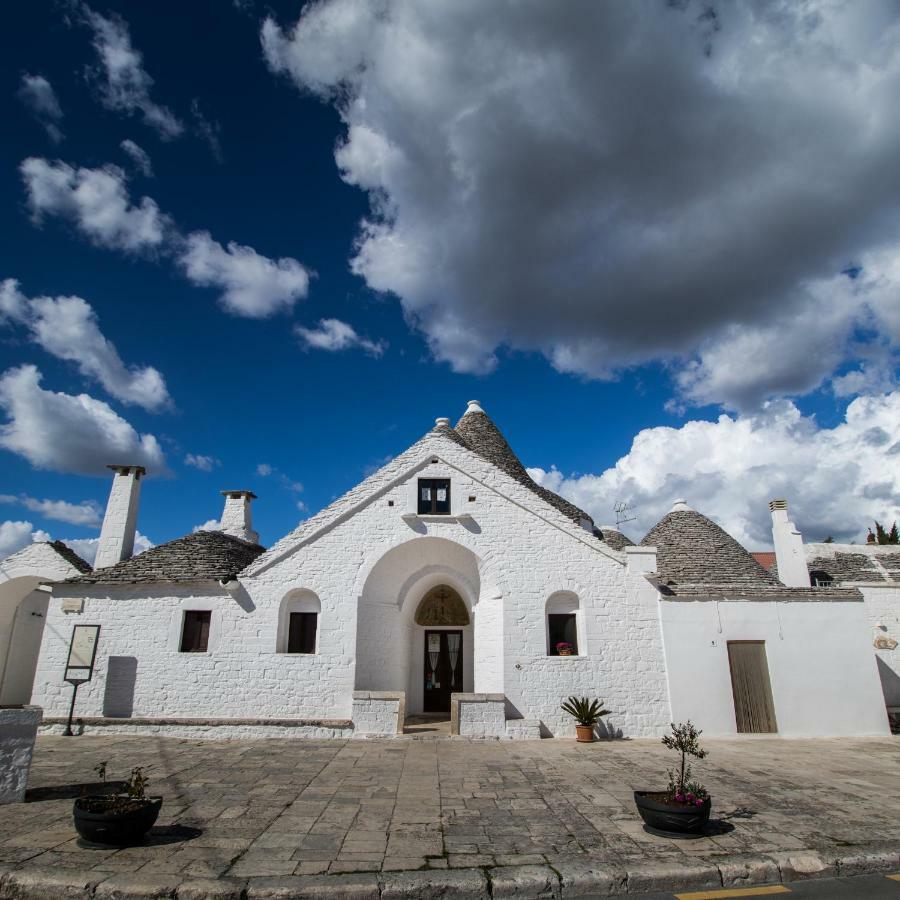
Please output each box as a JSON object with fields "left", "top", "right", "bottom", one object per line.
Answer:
{"left": 0, "top": 735, "right": 896, "bottom": 897}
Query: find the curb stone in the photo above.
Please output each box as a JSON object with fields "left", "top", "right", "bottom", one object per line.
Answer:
{"left": 488, "top": 864, "right": 560, "bottom": 898}
{"left": 245, "top": 874, "right": 379, "bottom": 898}
{"left": 379, "top": 869, "right": 489, "bottom": 898}
{"left": 625, "top": 859, "right": 720, "bottom": 894}
{"left": 0, "top": 846, "right": 896, "bottom": 898}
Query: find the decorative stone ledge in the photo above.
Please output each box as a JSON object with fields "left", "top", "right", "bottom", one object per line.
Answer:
{"left": 39, "top": 715, "right": 352, "bottom": 740}
{"left": 352, "top": 691, "right": 406, "bottom": 736}
{"left": 0, "top": 705, "right": 42, "bottom": 804}
{"left": 450, "top": 693, "right": 506, "bottom": 737}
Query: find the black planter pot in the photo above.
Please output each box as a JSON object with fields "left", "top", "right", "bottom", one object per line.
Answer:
{"left": 73, "top": 796, "right": 163, "bottom": 846}
{"left": 633, "top": 790, "right": 711, "bottom": 837}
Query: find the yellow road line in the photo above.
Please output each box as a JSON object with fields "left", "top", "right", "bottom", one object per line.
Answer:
{"left": 886, "top": 873, "right": 900, "bottom": 882}
{"left": 675, "top": 887, "right": 791, "bottom": 900}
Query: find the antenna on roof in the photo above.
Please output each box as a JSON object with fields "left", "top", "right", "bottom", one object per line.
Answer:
{"left": 614, "top": 500, "right": 636, "bottom": 527}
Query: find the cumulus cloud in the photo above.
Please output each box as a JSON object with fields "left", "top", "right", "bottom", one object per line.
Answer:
{"left": 256, "top": 462, "right": 303, "bottom": 493}
{"left": 0, "top": 365, "right": 166, "bottom": 476}
{"left": 184, "top": 453, "right": 219, "bottom": 471}
{"left": 0, "top": 521, "right": 47, "bottom": 559}
{"left": 21, "top": 158, "right": 167, "bottom": 252}
{"left": 529, "top": 391, "right": 900, "bottom": 549}
{"left": 192, "top": 518, "right": 221, "bottom": 533}
{"left": 263, "top": 0, "right": 900, "bottom": 408}
{"left": 0, "top": 494, "right": 101, "bottom": 527}
{"left": 120, "top": 138, "right": 152, "bottom": 176}
{"left": 18, "top": 74, "right": 64, "bottom": 142}
{"left": 178, "top": 231, "right": 310, "bottom": 317}
{"left": 20, "top": 159, "right": 309, "bottom": 318}
{"left": 82, "top": 5, "right": 183, "bottom": 138}
{"left": 0, "top": 279, "right": 171, "bottom": 411}
{"left": 51, "top": 531, "right": 153, "bottom": 566}
{"left": 294, "top": 318, "right": 386, "bottom": 356}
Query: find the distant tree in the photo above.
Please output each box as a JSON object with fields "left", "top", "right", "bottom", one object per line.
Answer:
{"left": 822, "top": 536, "right": 834, "bottom": 543}
{"left": 874, "top": 521, "right": 900, "bottom": 545}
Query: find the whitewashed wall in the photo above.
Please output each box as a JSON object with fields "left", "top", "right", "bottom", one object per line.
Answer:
{"left": 861, "top": 584, "right": 900, "bottom": 708}
{"left": 660, "top": 598, "right": 890, "bottom": 736}
{"left": 35, "top": 433, "right": 673, "bottom": 737}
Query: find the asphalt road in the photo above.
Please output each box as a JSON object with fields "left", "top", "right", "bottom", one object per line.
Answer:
{"left": 626, "top": 873, "right": 900, "bottom": 899}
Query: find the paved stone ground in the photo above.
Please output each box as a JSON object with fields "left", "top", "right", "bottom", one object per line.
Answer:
{"left": 1, "top": 735, "right": 898, "bottom": 890}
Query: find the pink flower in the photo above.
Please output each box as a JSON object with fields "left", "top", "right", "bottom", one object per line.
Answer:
{"left": 695, "top": 799, "right": 704, "bottom": 807}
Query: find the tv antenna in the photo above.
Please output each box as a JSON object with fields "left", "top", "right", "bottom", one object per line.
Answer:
{"left": 614, "top": 500, "right": 637, "bottom": 527}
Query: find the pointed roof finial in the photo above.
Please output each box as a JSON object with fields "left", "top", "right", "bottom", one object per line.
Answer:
{"left": 465, "top": 399, "right": 484, "bottom": 414}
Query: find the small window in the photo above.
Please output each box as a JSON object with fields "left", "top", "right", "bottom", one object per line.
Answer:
{"left": 418, "top": 478, "right": 451, "bottom": 515}
{"left": 180, "top": 611, "right": 211, "bottom": 653}
{"left": 288, "top": 612, "right": 317, "bottom": 654}
{"left": 548, "top": 613, "right": 578, "bottom": 656}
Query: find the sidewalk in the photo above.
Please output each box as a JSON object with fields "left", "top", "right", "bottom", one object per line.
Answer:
{"left": 0, "top": 734, "right": 896, "bottom": 897}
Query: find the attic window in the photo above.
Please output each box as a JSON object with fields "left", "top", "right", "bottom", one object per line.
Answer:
{"left": 180, "top": 611, "right": 211, "bottom": 653}
{"left": 418, "top": 478, "right": 451, "bottom": 515}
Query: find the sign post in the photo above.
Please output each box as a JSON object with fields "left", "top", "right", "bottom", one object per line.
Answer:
{"left": 63, "top": 625, "right": 100, "bottom": 736}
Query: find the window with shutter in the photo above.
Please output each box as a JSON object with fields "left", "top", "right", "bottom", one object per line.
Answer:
{"left": 417, "top": 478, "right": 451, "bottom": 514}
{"left": 180, "top": 611, "right": 211, "bottom": 652}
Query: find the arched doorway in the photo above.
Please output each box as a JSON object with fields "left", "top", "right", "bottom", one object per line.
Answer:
{"left": 416, "top": 585, "right": 469, "bottom": 713}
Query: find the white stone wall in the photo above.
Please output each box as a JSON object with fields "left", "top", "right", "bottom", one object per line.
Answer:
{"left": 456, "top": 696, "right": 506, "bottom": 737}
{"left": 0, "top": 706, "right": 42, "bottom": 804}
{"left": 860, "top": 584, "right": 900, "bottom": 708}
{"left": 35, "top": 433, "right": 672, "bottom": 737}
{"left": 660, "top": 597, "right": 890, "bottom": 736}
{"left": 351, "top": 692, "right": 403, "bottom": 735}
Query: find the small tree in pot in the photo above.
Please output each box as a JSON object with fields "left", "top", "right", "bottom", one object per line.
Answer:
{"left": 634, "top": 721, "right": 711, "bottom": 836}
{"left": 561, "top": 696, "right": 610, "bottom": 742}
{"left": 73, "top": 762, "right": 162, "bottom": 846}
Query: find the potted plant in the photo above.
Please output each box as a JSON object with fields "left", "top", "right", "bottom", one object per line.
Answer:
{"left": 634, "top": 721, "right": 711, "bottom": 836}
{"left": 555, "top": 642, "right": 575, "bottom": 656}
{"left": 561, "top": 696, "right": 610, "bottom": 742}
{"left": 73, "top": 762, "right": 162, "bottom": 846}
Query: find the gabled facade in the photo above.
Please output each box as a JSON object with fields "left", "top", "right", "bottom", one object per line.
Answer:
{"left": 24, "top": 402, "right": 893, "bottom": 740}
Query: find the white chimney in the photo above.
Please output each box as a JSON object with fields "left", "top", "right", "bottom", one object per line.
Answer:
{"left": 94, "top": 465, "right": 145, "bottom": 569}
{"left": 220, "top": 490, "right": 259, "bottom": 543}
{"left": 769, "top": 499, "right": 810, "bottom": 587}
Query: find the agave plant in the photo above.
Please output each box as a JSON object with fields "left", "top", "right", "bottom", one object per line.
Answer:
{"left": 560, "top": 696, "right": 611, "bottom": 726}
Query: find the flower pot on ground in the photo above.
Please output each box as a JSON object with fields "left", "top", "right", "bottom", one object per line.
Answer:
{"left": 633, "top": 721, "right": 712, "bottom": 836}
{"left": 560, "top": 696, "right": 610, "bottom": 743}
{"left": 73, "top": 763, "right": 162, "bottom": 846}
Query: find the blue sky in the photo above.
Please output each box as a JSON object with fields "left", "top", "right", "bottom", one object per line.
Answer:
{"left": 1, "top": 1, "right": 898, "bottom": 557}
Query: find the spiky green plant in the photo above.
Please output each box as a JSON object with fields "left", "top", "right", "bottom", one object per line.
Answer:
{"left": 560, "top": 696, "right": 610, "bottom": 726}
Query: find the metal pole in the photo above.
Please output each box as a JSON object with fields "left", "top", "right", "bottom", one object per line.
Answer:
{"left": 63, "top": 681, "right": 79, "bottom": 736}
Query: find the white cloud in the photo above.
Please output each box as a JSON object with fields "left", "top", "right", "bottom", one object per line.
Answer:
{"left": 21, "top": 158, "right": 167, "bottom": 252}
{"left": 120, "top": 138, "right": 153, "bottom": 176}
{"left": 256, "top": 462, "right": 303, "bottom": 493}
{"left": 83, "top": 5, "right": 183, "bottom": 138}
{"left": 294, "top": 318, "right": 386, "bottom": 356}
{"left": 0, "top": 521, "right": 44, "bottom": 559}
{"left": 0, "top": 279, "right": 171, "bottom": 411}
{"left": 192, "top": 518, "right": 222, "bottom": 533}
{"left": 18, "top": 74, "right": 64, "bottom": 143}
{"left": 178, "top": 231, "right": 310, "bottom": 317}
{"left": 185, "top": 453, "right": 219, "bottom": 471}
{"left": 256, "top": 463, "right": 273, "bottom": 476}
{"left": 529, "top": 391, "right": 900, "bottom": 549}
{"left": 0, "top": 494, "right": 101, "bottom": 527}
{"left": 263, "top": 0, "right": 900, "bottom": 409}
{"left": 0, "top": 365, "right": 166, "bottom": 476}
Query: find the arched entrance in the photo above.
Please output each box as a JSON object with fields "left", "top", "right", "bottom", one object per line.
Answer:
{"left": 416, "top": 585, "right": 469, "bottom": 713}
{"left": 354, "top": 536, "right": 488, "bottom": 715}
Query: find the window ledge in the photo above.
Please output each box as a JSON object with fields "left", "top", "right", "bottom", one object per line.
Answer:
{"left": 401, "top": 513, "right": 473, "bottom": 522}
{"left": 546, "top": 654, "right": 587, "bottom": 660}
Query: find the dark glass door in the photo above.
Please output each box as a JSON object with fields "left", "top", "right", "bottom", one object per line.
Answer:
{"left": 423, "top": 630, "right": 462, "bottom": 713}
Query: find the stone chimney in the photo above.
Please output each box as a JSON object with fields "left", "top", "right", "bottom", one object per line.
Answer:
{"left": 769, "top": 499, "right": 810, "bottom": 587}
{"left": 94, "top": 465, "right": 145, "bottom": 569}
{"left": 220, "top": 490, "right": 259, "bottom": 543}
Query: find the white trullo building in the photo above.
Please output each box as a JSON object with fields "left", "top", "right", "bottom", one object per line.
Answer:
{"left": 3, "top": 401, "right": 895, "bottom": 739}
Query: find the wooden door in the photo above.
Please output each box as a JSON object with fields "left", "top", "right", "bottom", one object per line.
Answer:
{"left": 728, "top": 641, "right": 778, "bottom": 733}
{"left": 423, "top": 630, "right": 462, "bottom": 713}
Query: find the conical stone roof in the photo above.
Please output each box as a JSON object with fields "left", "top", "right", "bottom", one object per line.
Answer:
{"left": 447, "top": 401, "right": 594, "bottom": 527}
{"left": 597, "top": 527, "right": 634, "bottom": 552}
{"left": 641, "top": 502, "right": 778, "bottom": 588}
